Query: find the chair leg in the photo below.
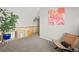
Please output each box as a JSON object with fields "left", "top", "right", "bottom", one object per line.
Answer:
{"left": 54, "top": 47, "right": 58, "bottom": 49}
{"left": 61, "top": 49, "right": 72, "bottom": 52}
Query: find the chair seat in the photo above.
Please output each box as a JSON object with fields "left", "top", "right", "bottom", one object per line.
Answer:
{"left": 53, "top": 40, "right": 73, "bottom": 51}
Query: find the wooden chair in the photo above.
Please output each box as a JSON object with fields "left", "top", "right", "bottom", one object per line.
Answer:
{"left": 53, "top": 33, "right": 79, "bottom": 52}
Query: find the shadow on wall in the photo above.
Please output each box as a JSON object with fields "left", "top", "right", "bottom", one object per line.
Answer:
{"left": 58, "top": 33, "right": 65, "bottom": 41}
{"left": 76, "top": 27, "right": 79, "bottom": 48}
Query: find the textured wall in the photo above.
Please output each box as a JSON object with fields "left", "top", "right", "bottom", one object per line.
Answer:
{"left": 2, "top": 7, "right": 41, "bottom": 27}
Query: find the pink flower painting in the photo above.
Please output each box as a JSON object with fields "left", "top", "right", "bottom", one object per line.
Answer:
{"left": 48, "top": 8, "right": 64, "bottom": 25}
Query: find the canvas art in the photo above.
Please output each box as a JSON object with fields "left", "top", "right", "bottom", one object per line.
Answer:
{"left": 48, "top": 8, "right": 64, "bottom": 25}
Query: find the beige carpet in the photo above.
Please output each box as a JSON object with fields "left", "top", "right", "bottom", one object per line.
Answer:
{"left": 0, "top": 35, "right": 57, "bottom": 52}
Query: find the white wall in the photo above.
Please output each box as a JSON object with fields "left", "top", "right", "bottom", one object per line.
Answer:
{"left": 3, "top": 7, "right": 41, "bottom": 27}
{"left": 40, "top": 7, "right": 79, "bottom": 41}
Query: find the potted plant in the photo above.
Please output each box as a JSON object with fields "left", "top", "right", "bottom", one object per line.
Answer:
{"left": 0, "top": 8, "right": 19, "bottom": 41}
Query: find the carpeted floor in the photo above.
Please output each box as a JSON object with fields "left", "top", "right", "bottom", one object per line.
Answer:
{"left": 0, "top": 35, "right": 57, "bottom": 52}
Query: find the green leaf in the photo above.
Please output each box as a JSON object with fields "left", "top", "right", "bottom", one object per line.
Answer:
{"left": 0, "top": 8, "right": 19, "bottom": 33}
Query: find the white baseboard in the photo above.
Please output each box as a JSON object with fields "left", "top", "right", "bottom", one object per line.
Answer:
{"left": 40, "top": 35, "right": 53, "bottom": 42}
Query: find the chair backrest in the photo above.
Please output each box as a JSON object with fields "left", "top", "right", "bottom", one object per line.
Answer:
{"left": 63, "top": 33, "right": 78, "bottom": 48}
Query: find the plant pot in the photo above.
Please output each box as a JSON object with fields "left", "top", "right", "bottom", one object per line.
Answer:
{"left": 3, "top": 33, "right": 11, "bottom": 40}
